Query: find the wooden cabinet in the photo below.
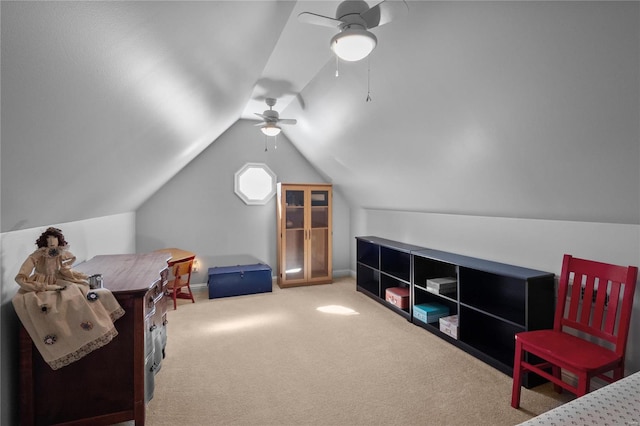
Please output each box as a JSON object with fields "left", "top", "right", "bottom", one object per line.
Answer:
{"left": 19, "top": 253, "right": 169, "bottom": 426}
{"left": 356, "top": 236, "right": 555, "bottom": 388}
{"left": 277, "top": 183, "right": 332, "bottom": 288}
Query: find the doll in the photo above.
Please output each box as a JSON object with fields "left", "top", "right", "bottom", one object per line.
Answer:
{"left": 15, "top": 227, "right": 90, "bottom": 292}
{"left": 13, "top": 227, "right": 125, "bottom": 370}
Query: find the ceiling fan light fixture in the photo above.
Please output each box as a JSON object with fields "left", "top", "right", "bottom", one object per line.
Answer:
{"left": 261, "top": 123, "right": 281, "bottom": 137}
{"left": 330, "top": 27, "right": 377, "bottom": 62}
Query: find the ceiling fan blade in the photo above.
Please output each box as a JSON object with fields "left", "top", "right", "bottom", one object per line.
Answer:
{"left": 279, "top": 119, "right": 297, "bottom": 125}
{"left": 254, "top": 121, "right": 266, "bottom": 126}
{"left": 298, "top": 12, "right": 342, "bottom": 29}
{"left": 360, "top": 0, "right": 408, "bottom": 29}
{"left": 254, "top": 112, "right": 268, "bottom": 120}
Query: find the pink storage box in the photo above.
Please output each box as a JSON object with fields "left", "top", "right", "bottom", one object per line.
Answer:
{"left": 385, "top": 287, "right": 409, "bottom": 309}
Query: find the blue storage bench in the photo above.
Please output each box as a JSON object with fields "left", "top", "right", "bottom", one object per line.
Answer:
{"left": 207, "top": 255, "right": 272, "bottom": 299}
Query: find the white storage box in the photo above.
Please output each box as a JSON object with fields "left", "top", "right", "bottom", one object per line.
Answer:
{"left": 439, "top": 315, "right": 459, "bottom": 339}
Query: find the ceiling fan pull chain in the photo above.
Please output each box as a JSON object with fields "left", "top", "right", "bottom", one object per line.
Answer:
{"left": 264, "top": 135, "right": 268, "bottom": 152}
{"left": 366, "top": 57, "right": 372, "bottom": 102}
{"left": 335, "top": 56, "right": 340, "bottom": 77}
{"left": 274, "top": 134, "right": 278, "bottom": 150}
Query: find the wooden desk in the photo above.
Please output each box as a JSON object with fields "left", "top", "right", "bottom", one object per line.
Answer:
{"left": 19, "top": 253, "right": 169, "bottom": 426}
{"left": 153, "top": 248, "right": 196, "bottom": 266}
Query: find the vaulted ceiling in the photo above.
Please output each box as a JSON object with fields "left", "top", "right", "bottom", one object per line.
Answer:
{"left": 2, "top": 1, "right": 638, "bottom": 232}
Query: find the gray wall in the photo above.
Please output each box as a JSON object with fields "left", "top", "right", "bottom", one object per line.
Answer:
{"left": 136, "top": 119, "right": 351, "bottom": 283}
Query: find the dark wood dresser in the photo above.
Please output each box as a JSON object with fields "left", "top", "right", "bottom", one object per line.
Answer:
{"left": 19, "top": 253, "right": 170, "bottom": 426}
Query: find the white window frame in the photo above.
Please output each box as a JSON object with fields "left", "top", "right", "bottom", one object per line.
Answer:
{"left": 234, "top": 163, "right": 277, "bottom": 205}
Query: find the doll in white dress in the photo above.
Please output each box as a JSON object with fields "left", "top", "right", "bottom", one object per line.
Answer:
{"left": 13, "top": 227, "right": 124, "bottom": 370}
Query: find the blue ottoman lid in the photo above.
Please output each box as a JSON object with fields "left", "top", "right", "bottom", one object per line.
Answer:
{"left": 208, "top": 263, "right": 271, "bottom": 274}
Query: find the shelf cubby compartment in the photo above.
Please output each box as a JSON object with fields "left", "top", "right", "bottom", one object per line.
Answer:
{"left": 412, "top": 287, "right": 458, "bottom": 334}
{"left": 311, "top": 207, "right": 328, "bottom": 228}
{"left": 458, "top": 267, "right": 526, "bottom": 326}
{"left": 381, "top": 274, "right": 410, "bottom": 315}
{"left": 413, "top": 255, "right": 458, "bottom": 301}
{"left": 380, "top": 246, "right": 411, "bottom": 282}
{"left": 285, "top": 207, "right": 304, "bottom": 229}
{"left": 458, "top": 305, "right": 524, "bottom": 373}
{"left": 413, "top": 287, "right": 458, "bottom": 314}
{"left": 357, "top": 263, "right": 380, "bottom": 297}
{"left": 357, "top": 238, "right": 379, "bottom": 269}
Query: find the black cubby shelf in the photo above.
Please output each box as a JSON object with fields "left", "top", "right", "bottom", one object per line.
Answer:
{"left": 356, "top": 236, "right": 556, "bottom": 389}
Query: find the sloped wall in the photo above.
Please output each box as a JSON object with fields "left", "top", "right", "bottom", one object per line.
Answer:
{"left": 286, "top": 1, "right": 639, "bottom": 226}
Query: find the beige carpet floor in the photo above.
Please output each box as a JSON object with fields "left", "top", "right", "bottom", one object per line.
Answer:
{"left": 142, "top": 277, "right": 573, "bottom": 425}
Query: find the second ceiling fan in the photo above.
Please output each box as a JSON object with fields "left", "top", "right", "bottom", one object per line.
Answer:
{"left": 254, "top": 98, "right": 297, "bottom": 137}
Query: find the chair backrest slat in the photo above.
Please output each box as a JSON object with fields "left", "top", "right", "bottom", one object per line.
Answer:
{"left": 568, "top": 272, "right": 584, "bottom": 320}
{"left": 601, "top": 280, "right": 619, "bottom": 334}
{"left": 589, "top": 276, "right": 605, "bottom": 330}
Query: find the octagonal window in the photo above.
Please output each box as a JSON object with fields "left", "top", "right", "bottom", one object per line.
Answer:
{"left": 234, "top": 163, "right": 277, "bottom": 205}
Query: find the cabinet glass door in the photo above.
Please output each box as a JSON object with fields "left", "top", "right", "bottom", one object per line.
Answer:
{"left": 310, "top": 189, "right": 330, "bottom": 279}
{"left": 283, "top": 189, "right": 306, "bottom": 281}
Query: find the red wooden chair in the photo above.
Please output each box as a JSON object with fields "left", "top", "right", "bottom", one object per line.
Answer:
{"left": 167, "top": 258, "right": 196, "bottom": 310}
{"left": 511, "top": 254, "right": 637, "bottom": 408}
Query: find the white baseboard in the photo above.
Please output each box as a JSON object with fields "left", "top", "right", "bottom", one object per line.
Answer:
{"left": 333, "top": 269, "right": 352, "bottom": 278}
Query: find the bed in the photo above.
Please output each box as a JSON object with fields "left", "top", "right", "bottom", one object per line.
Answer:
{"left": 518, "top": 371, "right": 640, "bottom": 425}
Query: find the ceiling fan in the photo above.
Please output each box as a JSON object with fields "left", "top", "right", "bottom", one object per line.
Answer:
{"left": 298, "top": 0, "right": 409, "bottom": 62}
{"left": 254, "top": 98, "right": 297, "bottom": 137}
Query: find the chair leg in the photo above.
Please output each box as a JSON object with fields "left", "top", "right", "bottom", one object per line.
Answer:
{"left": 187, "top": 284, "right": 195, "bottom": 303}
{"left": 552, "top": 365, "right": 562, "bottom": 394}
{"left": 576, "top": 372, "right": 589, "bottom": 397}
{"left": 612, "top": 364, "right": 624, "bottom": 382}
{"left": 511, "top": 341, "right": 524, "bottom": 408}
{"left": 172, "top": 289, "right": 177, "bottom": 310}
